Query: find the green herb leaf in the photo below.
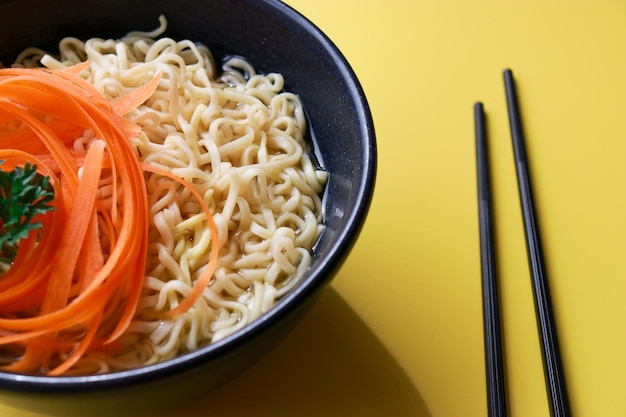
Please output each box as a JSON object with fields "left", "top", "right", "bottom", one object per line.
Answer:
{"left": 0, "top": 160, "right": 55, "bottom": 265}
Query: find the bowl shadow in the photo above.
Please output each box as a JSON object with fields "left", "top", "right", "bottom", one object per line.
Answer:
{"left": 1, "top": 287, "right": 429, "bottom": 417}
{"left": 143, "top": 287, "right": 431, "bottom": 417}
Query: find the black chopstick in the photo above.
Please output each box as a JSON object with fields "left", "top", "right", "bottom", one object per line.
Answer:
{"left": 503, "top": 69, "right": 572, "bottom": 417}
{"left": 475, "top": 102, "right": 508, "bottom": 417}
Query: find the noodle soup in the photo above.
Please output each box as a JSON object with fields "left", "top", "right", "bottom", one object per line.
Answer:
{"left": 1, "top": 16, "right": 327, "bottom": 375}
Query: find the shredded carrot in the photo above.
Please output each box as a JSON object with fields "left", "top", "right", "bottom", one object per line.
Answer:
{"left": 0, "top": 64, "right": 212, "bottom": 375}
{"left": 63, "top": 61, "right": 91, "bottom": 76}
{"left": 110, "top": 71, "right": 162, "bottom": 116}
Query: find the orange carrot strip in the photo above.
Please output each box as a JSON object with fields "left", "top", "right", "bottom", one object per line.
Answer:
{"left": 1, "top": 67, "right": 106, "bottom": 111}
{"left": 76, "top": 208, "right": 105, "bottom": 293}
{"left": 48, "top": 309, "right": 103, "bottom": 376}
{"left": 1, "top": 336, "right": 55, "bottom": 374}
{"left": 62, "top": 61, "right": 91, "bottom": 76}
{"left": 40, "top": 140, "right": 106, "bottom": 314}
{"left": 97, "top": 202, "right": 117, "bottom": 254}
{"left": 0, "top": 223, "right": 54, "bottom": 311}
{"left": 0, "top": 146, "right": 57, "bottom": 178}
{"left": 110, "top": 71, "right": 162, "bottom": 116}
{"left": 0, "top": 100, "right": 79, "bottom": 190}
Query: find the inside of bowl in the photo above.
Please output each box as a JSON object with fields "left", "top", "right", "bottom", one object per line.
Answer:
{"left": 0, "top": 0, "right": 376, "bottom": 391}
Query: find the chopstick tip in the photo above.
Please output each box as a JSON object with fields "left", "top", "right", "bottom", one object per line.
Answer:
{"left": 503, "top": 69, "right": 515, "bottom": 84}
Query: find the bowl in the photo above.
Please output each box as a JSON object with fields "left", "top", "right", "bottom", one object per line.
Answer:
{"left": 0, "top": 0, "right": 376, "bottom": 415}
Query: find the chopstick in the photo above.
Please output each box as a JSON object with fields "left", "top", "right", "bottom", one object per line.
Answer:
{"left": 475, "top": 101, "right": 508, "bottom": 417}
{"left": 503, "top": 69, "right": 572, "bottom": 417}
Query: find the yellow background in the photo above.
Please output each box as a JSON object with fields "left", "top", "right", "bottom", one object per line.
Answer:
{"left": 2, "top": 1, "right": 625, "bottom": 416}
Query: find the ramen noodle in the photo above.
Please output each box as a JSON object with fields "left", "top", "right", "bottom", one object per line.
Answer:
{"left": 9, "top": 16, "right": 327, "bottom": 374}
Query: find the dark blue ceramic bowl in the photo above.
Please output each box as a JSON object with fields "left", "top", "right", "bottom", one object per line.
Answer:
{"left": 0, "top": 0, "right": 376, "bottom": 415}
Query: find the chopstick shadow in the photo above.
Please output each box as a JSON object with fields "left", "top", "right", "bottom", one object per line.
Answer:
{"left": 152, "top": 287, "right": 431, "bottom": 417}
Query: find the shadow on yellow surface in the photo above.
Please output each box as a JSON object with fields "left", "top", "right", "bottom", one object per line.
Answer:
{"left": 147, "top": 286, "right": 430, "bottom": 417}
{"left": 0, "top": 287, "right": 429, "bottom": 417}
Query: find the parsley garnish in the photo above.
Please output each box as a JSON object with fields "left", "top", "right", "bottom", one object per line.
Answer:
{"left": 0, "top": 161, "right": 55, "bottom": 265}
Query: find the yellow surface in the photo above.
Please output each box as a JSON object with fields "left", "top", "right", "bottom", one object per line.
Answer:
{"left": 2, "top": 1, "right": 625, "bottom": 416}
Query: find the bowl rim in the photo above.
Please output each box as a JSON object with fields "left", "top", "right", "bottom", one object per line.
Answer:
{"left": 0, "top": 0, "right": 377, "bottom": 393}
